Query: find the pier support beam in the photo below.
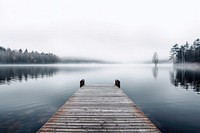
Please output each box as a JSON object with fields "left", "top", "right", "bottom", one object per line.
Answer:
{"left": 115, "top": 79, "right": 120, "bottom": 88}
{"left": 80, "top": 79, "right": 85, "bottom": 88}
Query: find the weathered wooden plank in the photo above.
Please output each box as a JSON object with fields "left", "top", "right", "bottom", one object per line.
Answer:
{"left": 54, "top": 113, "right": 145, "bottom": 116}
{"left": 42, "top": 125, "right": 157, "bottom": 129}
{"left": 37, "top": 83, "right": 160, "bottom": 133}
{"left": 44, "top": 123, "right": 155, "bottom": 126}
{"left": 39, "top": 128, "right": 159, "bottom": 132}
{"left": 44, "top": 121, "right": 154, "bottom": 124}
{"left": 47, "top": 119, "right": 152, "bottom": 123}
{"left": 57, "top": 108, "right": 143, "bottom": 111}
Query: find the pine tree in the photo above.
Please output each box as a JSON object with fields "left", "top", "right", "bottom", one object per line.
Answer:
{"left": 152, "top": 52, "right": 159, "bottom": 65}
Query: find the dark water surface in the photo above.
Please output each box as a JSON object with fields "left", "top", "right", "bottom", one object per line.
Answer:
{"left": 0, "top": 64, "right": 200, "bottom": 133}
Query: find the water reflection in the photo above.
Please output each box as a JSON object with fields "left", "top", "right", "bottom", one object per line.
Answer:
{"left": 0, "top": 65, "right": 200, "bottom": 132}
{"left": 170, "top": 66, "right": 200, "bottom": 93}
{"left": 0, "top": 66, "right": 58, "bottom": 85}
{"left": 152, "top": 65, "right": 158, "bottom": 79}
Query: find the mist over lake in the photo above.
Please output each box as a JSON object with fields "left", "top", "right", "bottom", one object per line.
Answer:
{"left": 0, "top": 64, "right": 200, "bottom": 133}
{"left": 1, "top": 0, "right": 200, "bottom": 132}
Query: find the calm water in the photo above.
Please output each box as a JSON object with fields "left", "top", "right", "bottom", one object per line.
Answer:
{"left": 0, "top": 64, "right": 200, "bottom": 133}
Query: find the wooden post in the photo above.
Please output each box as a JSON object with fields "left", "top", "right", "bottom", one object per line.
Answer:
{"left": 115, "top": 79, "right": 120, "bottom": 88}
{"left": 80, "top": 79, "right": 85, "bottom": 88}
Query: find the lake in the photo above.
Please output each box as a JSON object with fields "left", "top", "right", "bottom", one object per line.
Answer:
{"left": 0, "top": 64, "right": 200, "bottom": 133}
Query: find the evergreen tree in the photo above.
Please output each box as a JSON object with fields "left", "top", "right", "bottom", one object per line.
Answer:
{"left": 170, "top": 38, "right": 200, "bottom": 63}
{"left": 0, "top": 46, "right": 60, "bottom": 64}
{"left": 152, "top": 52, "right": 159, "bottom": 65}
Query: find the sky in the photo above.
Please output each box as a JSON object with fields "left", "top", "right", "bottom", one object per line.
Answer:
{"left": 0, "top": 0, "right": 200, "bottom": 63}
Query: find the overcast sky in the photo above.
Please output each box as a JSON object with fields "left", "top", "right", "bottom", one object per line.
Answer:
{"left": 0, "top": 0, "right": 200, "bottom": 63}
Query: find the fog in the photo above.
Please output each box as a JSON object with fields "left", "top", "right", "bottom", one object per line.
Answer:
{"left": 0, "top": 0, "right": 200, "bottom": 63}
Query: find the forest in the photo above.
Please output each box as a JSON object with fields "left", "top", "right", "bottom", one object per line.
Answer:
{"left": 170, "top": 38, "right": 200, "bottom": 63}
{"left": 0, "top": 46, "right": 60, "bottom": 64}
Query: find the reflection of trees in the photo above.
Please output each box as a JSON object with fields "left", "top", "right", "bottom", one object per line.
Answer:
{"left": 0, "top": 67, "right": 58, "bottom": 85}
{"left": 152, "top": 65, "right": 158, "bottom": 79}
{"left": 170, "top": 68, "right": 200, "bottom": 92}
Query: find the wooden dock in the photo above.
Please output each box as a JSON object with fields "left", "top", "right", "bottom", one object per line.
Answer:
{"left": 37, "top": 80, "right": 160, "bottom": 132}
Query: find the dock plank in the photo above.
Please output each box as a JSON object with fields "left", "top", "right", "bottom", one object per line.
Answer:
{"left": 37, "top": 84, "right": 160, "bottom": 132}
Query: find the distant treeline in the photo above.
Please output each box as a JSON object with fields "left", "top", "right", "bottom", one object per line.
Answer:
{"left": 170, "top": 38, "right": 200, "bottom": 63}
{"left": 0, "top": 46, "right": 60, "bottom": 64}
{"left": 60, "top": 58, "right": 109, "bottom": 64}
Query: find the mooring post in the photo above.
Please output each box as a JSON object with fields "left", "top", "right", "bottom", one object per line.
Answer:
{"left": 115, "top": 79, "right": 120, "bottom": 88}
{"left": 80, "top": 79, "right": 85, "bottom": 88}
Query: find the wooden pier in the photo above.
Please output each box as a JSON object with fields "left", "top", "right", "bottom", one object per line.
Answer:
{"left": 37, "top": 80, "right": 160, "bottom": 132}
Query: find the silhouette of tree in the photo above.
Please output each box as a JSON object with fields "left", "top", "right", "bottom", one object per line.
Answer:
{"left": 152, "top": 52, "right": 159, "bottom": 65}
{"left": 170, "top": 38, "right": 200, "bottom": 63}
{"left": 170, "top": 44, "right": 179, "bottom": 63}
{"left": 0, "top": 46, "right": 60, "bottom": 64}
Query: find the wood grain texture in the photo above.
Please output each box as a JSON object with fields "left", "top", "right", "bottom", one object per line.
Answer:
{"left": 37, "top": 85, "right": 160, "bottom": 133}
